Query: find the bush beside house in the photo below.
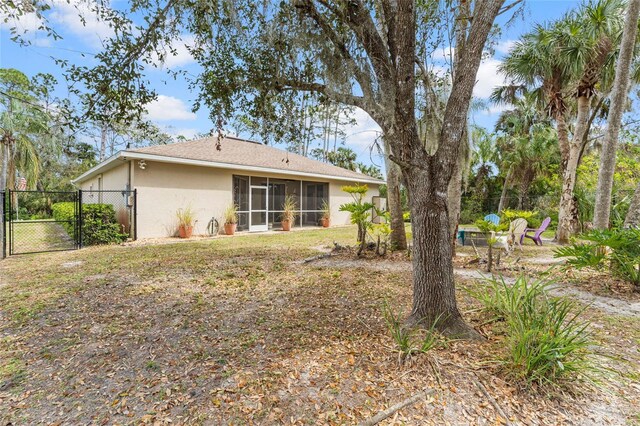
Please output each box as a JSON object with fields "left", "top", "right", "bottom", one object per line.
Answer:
{"left": 52, "top": 202, "right": 128, "bottom": 245}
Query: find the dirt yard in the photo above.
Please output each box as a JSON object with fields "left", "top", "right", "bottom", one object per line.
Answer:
{"left": 1, "top": 226, "right": 638, "bottom": 425}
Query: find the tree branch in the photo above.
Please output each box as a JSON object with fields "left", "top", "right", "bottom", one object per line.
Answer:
{"left": 313, "top": 0, "right": 395, "bottom": 95}
{"left": 118, "top": 0, "right": 179, "bottom": 69}
{"left": 498, "top": 0, "right": 524, "bottom": 16}
{"left": 434, "top": 0, "right": 506, "bottom": 188}
{"left": 274, "top": 79, "right": 366, "bottom": 109}
{"left": 294, "top": 0, "right": 377, "bottom": 104}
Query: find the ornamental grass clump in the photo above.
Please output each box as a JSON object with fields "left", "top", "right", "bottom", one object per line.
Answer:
{"left": 382, "top": 301, "right": 443, "bottom": 364}
{"left": 468, "top": 275, "right": 598, "bottom": 387}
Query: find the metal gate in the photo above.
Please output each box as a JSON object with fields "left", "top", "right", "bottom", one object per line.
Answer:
{"left": 2, "top": 189, "right": 136, "bottom": 258}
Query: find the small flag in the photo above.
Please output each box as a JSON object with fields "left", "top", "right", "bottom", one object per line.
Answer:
{"left": 17, "top": 177, "right": 27, "bottom": 191}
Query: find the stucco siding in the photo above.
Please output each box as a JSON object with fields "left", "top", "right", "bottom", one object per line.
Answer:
{"left": 76, "top": 159, "right": 382, "bottom": 239}
{"left": 134, "top": 161, "right": 233, "bottom": 238}
{"left": 329, "top": 181, "right": 380, "bottom": 226}
{"left": 77, "top": 160, "right": 129, "bottom": 192}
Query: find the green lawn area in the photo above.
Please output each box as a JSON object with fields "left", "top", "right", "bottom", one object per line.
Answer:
{"left": 0, "top": 226, "right": 638, "bottom": 425}
{"left": 8, "top": 220, "right": 76, "bottom": 254}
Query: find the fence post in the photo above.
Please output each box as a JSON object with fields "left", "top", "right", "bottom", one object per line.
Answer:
{"left": 78, "top": 190, "right": 83, "bottom": 249}
{"left": 1, "top": 191, "right": 5, "bottom": 259}
{"left": 7, "top": 190, "right": 11, "bottom": 256}
{"left": 133, "top": 188, "right": 137, "bottom": 241}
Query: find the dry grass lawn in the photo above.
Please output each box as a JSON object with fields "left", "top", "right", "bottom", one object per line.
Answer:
{"left": 1, "top": 226, "right": 638, "bottom": 425}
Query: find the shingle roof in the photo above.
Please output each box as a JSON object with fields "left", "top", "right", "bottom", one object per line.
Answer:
{"left": 127, "top": 136, "right": 383, "bottom": 183}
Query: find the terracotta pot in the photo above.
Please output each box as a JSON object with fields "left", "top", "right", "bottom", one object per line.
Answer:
{"left": 281, "top": 220, "right": 292, "bottom": 231}
{"left": 178, "top": 225, "right": 193, "bottom": 239}
{"left": 224, "top": 223, "right": 237, "bottom": 235}
{"left": 320, "top": 218, "right": 330, "bottom": 228}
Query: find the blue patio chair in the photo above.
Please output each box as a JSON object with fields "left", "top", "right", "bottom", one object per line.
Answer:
{"left": 484, "top": 214, "right": 500, "bottom": 225}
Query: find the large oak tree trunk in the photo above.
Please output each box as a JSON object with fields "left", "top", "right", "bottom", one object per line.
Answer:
{"left": 405, "top": 162, "right": 478, "bottom": 338}
{"left": 594, "top": 0, "right": 640, "bottom": 229}
{"left": 384, "top": 138, "right": 408, "bottom": 250}
{"left": 624, "top": 180, "right": 640, "bottom": 228}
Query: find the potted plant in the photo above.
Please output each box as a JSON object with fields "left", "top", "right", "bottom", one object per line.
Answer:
{"left": 280, "top": 195, "right": 297, "bottom": 231}
{"left": 320, "top": 200, "right": 330, "bottom": 228}
{"left": 223, "top": 204, "right": 238, "bottom": 235}
{"left": 176, "top": 207, "right": 195, "bottom": 238}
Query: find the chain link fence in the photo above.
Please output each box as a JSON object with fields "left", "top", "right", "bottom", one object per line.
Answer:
{"left": 2, "top": 189, "right": 136, "bottom": 258}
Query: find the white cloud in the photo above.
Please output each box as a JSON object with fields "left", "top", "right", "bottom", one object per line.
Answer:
{"left": 0, "top": 9, "right": 50, "bottom": 46}
{"left": 431, "top": 47, "right": 455, "bottom": 62}
{"left": 1, "top": 0, "right": 114, "bottom": 48}
{"left": 495, "top": 40, "right": 516, "bottom": 55}
{"left": 473, "top": 58, "right": 506, "bottom": 99}
{"left": 0, "top": 11, "right": 45, "bottom": 33}
{"left": 162, "top": 126, "right": 200, "bottom": 140}
{"left": 479, "top": 103, "right": 509, "bottom": 116}
{"left": 342, "top": 108, "right": 383, "bottom": 155}
{"left": 47, "top": 0, "right": 114, "bottom": 48}
{"left": 150, "top": 35, "right": 196, "bottom": 68}
{"left": 145, "top": 95, "right": 197, "bottom": 121}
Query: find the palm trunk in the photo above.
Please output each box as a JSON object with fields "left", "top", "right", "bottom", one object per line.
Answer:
{"left": 447, "top": 137, "right": 465, "bottom": 251}
{"left": 594, "top": 0, "right": 640, "bottom": 229}
{"left": 497, "top": 166, "right": 512, "bottom": 214}
{"left": 0, "top": 142, "right": 7, "bottom": 191}
{"left": 556, "top": 112, "right": 571, "bottom": 175}
{"left": 624, "top": 179, "right": 640, "bottom": 228}
{"left": 557, "top": 143, "right": 581, "bottom": 243}
{"left": 558, "top": 95, "right": 591, "bottom": 243}
{"left": 384, "top": 138, "right": 408, "bottom": 250}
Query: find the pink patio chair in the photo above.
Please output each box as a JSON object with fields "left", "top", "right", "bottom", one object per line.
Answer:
{"left": 520, "top": 217, "right": 551, "bottom": 246}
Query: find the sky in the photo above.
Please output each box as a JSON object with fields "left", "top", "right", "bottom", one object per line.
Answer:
{"left": 0, "top": 0, "right": 581, "bottom": 168}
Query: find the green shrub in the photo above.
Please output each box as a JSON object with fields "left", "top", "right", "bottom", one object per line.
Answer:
{"left": 52, "top": 202, "right": 128, "bottom": 246}
{"left": 554, "top": 228, "right": 640, "bottom": 288}
{"left": 501, "top": 209, "right": 541, "bottom": 229}
{"left": 51, "top": 202, "right": 76, "bottom": 235}
{"left": 403, "top": 211, "right": 411, "bottom": 222}
{"left": 468, "top": 275, "right": 597, "bottom": 386}
{"left": 474, "top": 219, "right": 508, "bottom": 233}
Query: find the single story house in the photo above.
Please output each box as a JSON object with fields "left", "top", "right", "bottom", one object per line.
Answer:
{"left": 72, "top": 136, "right": 384, "bottom": 239}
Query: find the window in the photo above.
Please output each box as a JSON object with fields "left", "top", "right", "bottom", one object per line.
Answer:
{"left": 232, "top": 175, "right": 328, "bottom": 230}
{"left": 301, "top": 181, "right": 329, "bottom": 226}
{"left": 233, "top": 175, "right": 250, "bottom": 231}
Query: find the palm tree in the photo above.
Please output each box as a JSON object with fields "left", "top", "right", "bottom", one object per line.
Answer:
{"left": 492, "top": 90, "right": 557, "bottom": 212}
{"left": 553, "top": 0, "right": 624, "bottom": 242}
{"left": 594, "top": 0, "right": 640, "bottom": 228}
{"left": 469, "top": 126, "right": 495, "bottom": 209}
{"left": 0, "top": 98, "right": 45, "bottom": 191}
{"left": 499, "top": 0, "right": 625, "bottom": 242}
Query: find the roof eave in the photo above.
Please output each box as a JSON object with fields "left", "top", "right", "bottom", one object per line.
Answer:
{"left": 73, "top": 151, "right": 385, "bottom": 185}
{"left": 71, "top": 152, "right": 127, "bottom": 185}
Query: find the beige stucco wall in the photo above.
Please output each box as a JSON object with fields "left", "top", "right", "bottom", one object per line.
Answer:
{"left": 328, "top": 181, "right": 380, "bottom": 226}
{"left": 78, "top": 159, "right": 381, "bottom": 239}
{"left": 77, "top": 160, "right": 129, "bottom": 192}
{"left": 133, "top": 161, "right": 233, "bottom": 238}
